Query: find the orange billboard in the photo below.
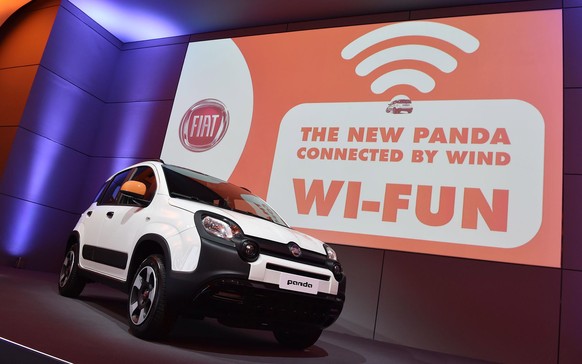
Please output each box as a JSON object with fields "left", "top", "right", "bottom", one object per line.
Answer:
{"left": 162, "top": 10, "right": 563, "bottom": 267}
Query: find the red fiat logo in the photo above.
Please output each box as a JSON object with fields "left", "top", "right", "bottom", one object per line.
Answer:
{"left": 179, "top": 99, "right": 229, "bottom": 152}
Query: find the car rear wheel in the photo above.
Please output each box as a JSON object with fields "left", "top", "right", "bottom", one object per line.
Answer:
{"left": 58, "top": 243, "right": 86, "bottom": 297}
{"left": 128, "top": 254, "right": 175, "bottom": 339}
{"left": 273, "top": 325, "right": 323, "bottom": 350}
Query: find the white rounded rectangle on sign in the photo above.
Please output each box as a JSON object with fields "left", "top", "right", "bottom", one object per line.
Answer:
{"left": 267, "top": 99, "right": 544, "bottom": 249}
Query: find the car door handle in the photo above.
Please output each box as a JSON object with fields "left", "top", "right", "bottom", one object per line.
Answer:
{"left": 106, "top": 211, "right": 114, "bottom": 219}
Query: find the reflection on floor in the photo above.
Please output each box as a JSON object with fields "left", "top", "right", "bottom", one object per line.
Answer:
{"left": 0, "top": 265, "right": 490, "bottom": 364}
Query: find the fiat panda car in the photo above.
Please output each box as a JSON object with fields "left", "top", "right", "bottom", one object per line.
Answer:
{"left": 386, "top": 97, "right": 413, "bottom": 114}
{"left": 58, "top": 161, "right": 345, "bottom": 349}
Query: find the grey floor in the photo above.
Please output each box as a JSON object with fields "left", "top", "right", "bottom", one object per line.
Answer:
{"left": 0, "top": 265, "right": 489, "bottom": 364}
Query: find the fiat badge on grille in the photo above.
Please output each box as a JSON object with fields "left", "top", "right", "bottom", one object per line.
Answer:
{"left": 288, "top": 242, "right": 301, "bottom": 257}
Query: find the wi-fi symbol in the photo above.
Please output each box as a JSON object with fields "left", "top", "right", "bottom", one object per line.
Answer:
{"left": 341, "top": 21, "right": 480, "bottom": 94}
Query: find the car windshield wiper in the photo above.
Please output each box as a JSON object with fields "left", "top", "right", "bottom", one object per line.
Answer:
{"left": 169, "top": 192, "right": 213, "bottom": 206}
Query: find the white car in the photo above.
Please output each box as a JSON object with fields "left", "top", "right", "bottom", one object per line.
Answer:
{"left": 58, "top": 161, "right": 345, "bottom": 349}
{"left": 386, "top": 98, "right": 413, "bottom": 114}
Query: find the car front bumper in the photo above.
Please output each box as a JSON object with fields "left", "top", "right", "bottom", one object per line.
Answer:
{"left": 166, "top": 236, "right": 346, "bottom": 330}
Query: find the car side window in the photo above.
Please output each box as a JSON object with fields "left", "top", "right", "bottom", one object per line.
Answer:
{"left": 98, "top": 169, "right": 133, "bottom": 206}
{"left": 92, "top": 182, "right": 108, "bottom": 203}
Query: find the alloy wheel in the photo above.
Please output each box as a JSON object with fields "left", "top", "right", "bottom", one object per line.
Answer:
{"left": 129, "top": 266, "right": 158, "bottom": 325}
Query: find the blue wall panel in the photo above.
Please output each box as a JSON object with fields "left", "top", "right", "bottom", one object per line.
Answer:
{"left": 0, "top": 194, "right": 80, "bottom": 271}
{"left": 20, "top": 66, "right": 102, "bottom": 155}
{"left": 0, "top": 128, "right": 89, "bottom": 213}
{"left": 564, "top": 8, "right": 582, "bottom": 88}
{"left": 0, "top": 2, "right": 183, "bottom": 270}
{"left": 91, "top": 100, "right": 173, "bottom": 158}
{"left": 40, "top": 6, "right": 118, "bottom": 100}
{"left": 108, "top": 43, "right": 187, "bottom": 102}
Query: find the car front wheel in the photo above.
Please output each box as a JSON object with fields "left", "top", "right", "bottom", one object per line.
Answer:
{"left": 58, "top": 243, "right": 86, "bottom": 297}
{"left": 128, "top": 254, "right": 175, "bottom": 340}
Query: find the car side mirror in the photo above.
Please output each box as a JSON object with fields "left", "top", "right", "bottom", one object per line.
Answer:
{"left": 120, "top": 181, "right": 149, "bottom": 206}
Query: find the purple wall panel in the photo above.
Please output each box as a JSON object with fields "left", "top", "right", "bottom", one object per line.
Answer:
{"left": 374, "top": 252, "right": 561, "bottom": 363}
{"left": 565, "top": 0, "right": 582, "bottom": 7}
{"left": 19, "top": 67, "right": 102, "bottom": 155}
{"left": 0, "top": 129, "right": 89, "bottom": 213}
{"left": 412, "top": 0, "right": 560, "bottom": 19}
{"left": 563, "top": 174, "right": 582, "bottom": 270}
{"left": 564, "top": 89, "right": 582, "bottom": 174}
{"left": 559, "top": 270, "right": 582, "bottom": 364}
{"left": 0, "top": 1, "right": 187, "bottom": 273}
{"left": 41, "top": 6, "right": 118, "bottom": 100}
{"left": 0, "top": 194, "right": 80, "bottom": 272}
{"left": 564, "top": 8, "right": 582, "bottom": 88}
{"left": 91, "top": 100, "right": 173, "bottom": 158}
{"left": 326, "top": 244, "right": 383, "bottom": 339}
{"left": 108, "top": 43, "right": 187, "bottom": 102}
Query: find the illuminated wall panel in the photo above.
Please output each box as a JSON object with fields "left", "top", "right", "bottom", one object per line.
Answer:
{"left": 92, "top": 101, "right": 173, "bottom": 158}
{"left": 0, "top": 2, "right": 57, "bottom": 181}
{"left": 0, "top": 1, "right": 31, "bottom": 26}
{"left": 0, "top": 66, "right": 37, "bottom": 173}
{"left": 0, "top": 127, "right": 17, "bottom": 176}
{"left": 0, "top": 2, "right": 183, "bottom": 270}
{"left": 564, "top": 7, "right": 582, "bottom": 87}
{"left": 375, "top": 252, "right": 561, "bottom": 363}
{"left": 0, "top": 4, "right": 57, "bottom": 68}
{"left": 19, "top": 66, "right": 102, "bottom": 154}
{"left": 0, "top": 127, "right": 88, "bottom": 213}
{"left": 108, "top": 43, "right": 187, "bottom": 102}
{"left": 40, "top": 5, "right": 119, "bottom": 100}
{"left": 0, "top": 194, "right": 78, "bottom": 262}
{"left": 559, "top": 270, "right": 582, "bottom": 364}
{"left": 329, "top": 244, "right": 383, "bottom": 339}
{"left": 0, "top": 66, "right": 37, "bottom": 127}
{"left": 564, "top": 89, "right": 582, "bottom": 174}
{"left": 563, "top": 175, "right": 582, "bottom": 269}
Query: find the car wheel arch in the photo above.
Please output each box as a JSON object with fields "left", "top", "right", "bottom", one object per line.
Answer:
{"left": 65, "top": 232, "right": 81, "bottom": 254}
{"left": 127, "top": 234, "right": 172, "bottom": 289}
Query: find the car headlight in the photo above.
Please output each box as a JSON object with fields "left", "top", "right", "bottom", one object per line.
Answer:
{"left": 202, "top": 215, "right": 242, "bottom": 240}
{"left": 324, "top": 244, "right": 343, "bottom": 280}
{"left": 323, "top": 243, "right": 338, "bottom": 261}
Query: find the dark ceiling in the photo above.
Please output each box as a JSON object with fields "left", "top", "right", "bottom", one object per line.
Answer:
{"left": 65, "top": 0, "right": 524, "bottom": 43}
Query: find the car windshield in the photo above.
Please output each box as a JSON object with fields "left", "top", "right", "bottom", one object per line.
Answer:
{"left": 162, "top": 165, "right": 287, "bottom": 227}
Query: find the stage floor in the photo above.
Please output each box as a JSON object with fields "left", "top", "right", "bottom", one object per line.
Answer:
{"left": 0, "top": 265, "right": 488, "bottom": 363}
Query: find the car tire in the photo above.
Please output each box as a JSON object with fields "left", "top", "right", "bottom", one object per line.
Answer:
{"left": 273, "top": 325, "right": 323, "bottom": 350}
{"left": 58, "top": 243, "right": 86, "bottom": 297}
{"left": 128, "top": 254, "right": 175, "bottom": 340}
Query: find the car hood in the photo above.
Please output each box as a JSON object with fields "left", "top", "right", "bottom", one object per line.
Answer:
{"left": 168, "top": 197, "right": 327, "bottom": 255}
